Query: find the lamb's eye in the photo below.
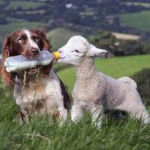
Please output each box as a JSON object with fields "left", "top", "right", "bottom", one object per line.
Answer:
{"left": 74, "top": 50, "right": 79, "bottom": 53}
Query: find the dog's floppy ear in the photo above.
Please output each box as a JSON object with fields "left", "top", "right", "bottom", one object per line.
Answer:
{"left": 36, "top": 28, "right": 52, "bottom": 51}
{"left": 88, "top": 44, "right": 107, "bottom": 57}
{"left": 1, "top": 36, "right": 15, "bottom": 86}
{"left": 2, "top": 36, "right": 11, "bottom": 59}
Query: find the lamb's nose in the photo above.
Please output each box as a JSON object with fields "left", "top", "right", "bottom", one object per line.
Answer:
{"left": 58, "top": 49, "right": 63, "bottom": 53}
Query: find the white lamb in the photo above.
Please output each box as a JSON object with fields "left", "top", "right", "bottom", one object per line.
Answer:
{"left": 58, "top": 35, "right": 150, "bottom": 128}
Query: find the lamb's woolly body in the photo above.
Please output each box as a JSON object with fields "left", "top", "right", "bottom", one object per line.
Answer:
{"left": 73, "top": 57, "right": 149, "bottom": 124}
{"left": 58, "top": 35, "right": 150, "bottom": 126}
{"left": 74, "top": 57, "right": 139, "bottom": 107}
{"left": 118, "top": 77, "right": 137, "bottom": 89}
{"left": 73, "top": 58, "right": 149, "bottom": 123}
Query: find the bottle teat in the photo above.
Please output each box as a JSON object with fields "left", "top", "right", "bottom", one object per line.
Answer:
{"left": 53, "top": 51, "right": 60, "bottom": 60}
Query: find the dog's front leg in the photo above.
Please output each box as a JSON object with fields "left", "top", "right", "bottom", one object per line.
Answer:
{"left": 58, "top": 106, "right": 68, "bottom": 124}
{"left": 18, "top": 103, "right": 33, "bottom": 124}
{"left": 18, "top": 108, "right": 30, "bottom": 124}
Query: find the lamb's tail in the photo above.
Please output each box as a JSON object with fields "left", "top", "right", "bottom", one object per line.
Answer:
{"left": 118, "top": 77, "right": 137, "bottom": 89}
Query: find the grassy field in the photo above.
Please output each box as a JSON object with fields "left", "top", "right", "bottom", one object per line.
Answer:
{"left": 0, "top": 1, "right": 4, "bottom": 4}
{"left": 119, "top": 10, "right": 150, "bottom": 32}
{"left": 0, "top": 55, "right": 150, "bottom": 150}
{"left": 125, "top": 2, "right": 150, "bottom": 8}
{"left": 6, "top": 1, "right": 45, "bottom": 10}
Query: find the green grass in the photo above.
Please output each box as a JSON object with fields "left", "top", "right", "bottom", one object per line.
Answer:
{"left": 0, "top": 0, "right": 4, "bottom": 4}
{"left": 125, "top": 2, "right": 150, "bottom": 8}
{"left": 6, "top": 1, "right": 45, "bottom": 10}
{"left": 119, "top": 11, "right": 150, "bottom": 32}
{"left": 47, "top": 28, "right": 80, "bottom": 51}
{"left": 1, "top": 55, "right": 150, "bottom": 150}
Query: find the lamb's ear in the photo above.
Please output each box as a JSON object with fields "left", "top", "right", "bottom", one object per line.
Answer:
{"left": 88, "top": 44, "right": 108, "bottom": 57}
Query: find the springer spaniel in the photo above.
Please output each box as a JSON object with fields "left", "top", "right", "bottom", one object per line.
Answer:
{"left": 1, "top": 29, "right": 70, "bottom": 123}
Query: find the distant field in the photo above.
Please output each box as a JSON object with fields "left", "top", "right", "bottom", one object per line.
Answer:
{"left": 125, "top": 2, "right": 150, "bottom": 8}
{"left": 47, "top": 28, "right": 80, "bottom": 51}
{"left": 6, "top": 1, "right": 45, "bottom": 10}
{"left": 0, "top": 0, "right": 4, "bottom": 4}
{"left": 119, "top": 11, "right": 150, "bottom": 32}
{"left": 57, "top": 54, "right": 150, "bottom": 92}
{"left": 80, "top": 8, "right": 96, "bottom": 16}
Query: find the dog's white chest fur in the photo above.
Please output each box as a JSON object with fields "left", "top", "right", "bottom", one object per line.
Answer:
{"left": 14, "top": 71, "right": 63, "bottom": 107}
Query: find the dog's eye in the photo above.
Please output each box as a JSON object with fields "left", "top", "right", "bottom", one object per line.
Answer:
{"left": 35, "top": 37, "right": 39, "bottom": 42}
{"left": 17, "top": 37, "right": 23, "bottom": 43}
{"left": 33, "top": 37, "right": 39, "bottom": 43}
{"left": 36, "top": 38, "right": 38, "bottom": 42}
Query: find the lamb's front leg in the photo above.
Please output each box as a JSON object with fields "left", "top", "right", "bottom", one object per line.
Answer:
{"left": 90, "top": 105, "right": 104, "bottom": 129}
{"left": 71, "top": 101, "right": 84, "bottom": 122}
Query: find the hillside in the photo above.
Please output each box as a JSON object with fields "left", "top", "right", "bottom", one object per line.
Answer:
{"left": 1, "top": 0, "right": 150, "bottom": 51}
{"left": 119, "top": 10, "right": 150, "bottom": 32}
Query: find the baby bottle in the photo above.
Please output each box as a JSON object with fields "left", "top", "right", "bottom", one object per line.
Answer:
{"left": 4, "top": 50, "right": 60, "bottom": 72}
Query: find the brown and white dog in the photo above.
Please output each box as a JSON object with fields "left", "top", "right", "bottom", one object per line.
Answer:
{"left": 1, "top": 29, "right": 70, "bottom": 123}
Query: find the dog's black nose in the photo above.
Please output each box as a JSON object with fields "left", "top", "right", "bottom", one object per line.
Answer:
{"left": 31, "top": 49, "right": 39, "bottom": 56}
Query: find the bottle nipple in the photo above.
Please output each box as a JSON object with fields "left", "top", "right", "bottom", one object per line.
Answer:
{"left": 53, "top": 51, "right": 60, "bottom": 60}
